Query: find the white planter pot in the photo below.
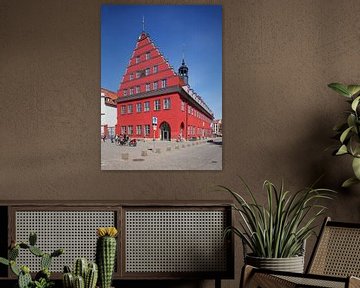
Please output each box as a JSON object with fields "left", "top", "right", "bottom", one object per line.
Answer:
{"left": 245, "top": 254, "right": 305, "bottom": 273}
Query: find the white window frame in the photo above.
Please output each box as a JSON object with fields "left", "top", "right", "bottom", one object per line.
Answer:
{"left": 121, "top": 105, "right": 126, "bottom": 114}
{"left": 163, "top": 98, "right": 171, "bottom": 110}
{"left": 154, "top": 99, "right": 161, "bottom": 111}
{"left": 136, "top": 102, "right": 141, "bottom": 113}
{"left": 144, "top": 101, "right": 150, "bottom": 112}
{"left": 161, "top": 79, "right": 167, "bottom": 88}
{"left": 144, "top": 124, "right": 150, "bottom": 136}
{"left": 128, "top": 125, "right": 133, "bottom": 135}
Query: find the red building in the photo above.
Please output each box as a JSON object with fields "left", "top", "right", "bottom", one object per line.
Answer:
{"left": 115, "top": 31, "right": 214, "bottom": 141}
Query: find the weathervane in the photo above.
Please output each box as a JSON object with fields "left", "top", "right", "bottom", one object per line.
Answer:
{"left": 142, "top": 15, "right": 145, "bottom": 32}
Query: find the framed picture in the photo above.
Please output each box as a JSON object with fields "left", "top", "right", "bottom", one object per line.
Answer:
{"left": 101, "top": 5, "right": 222, "bottom": 170}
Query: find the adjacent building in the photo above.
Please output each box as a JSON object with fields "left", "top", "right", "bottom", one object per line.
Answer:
{"left": 212, "top": 119, "right": 222, "bottom": 137}
{"left": 101, "top": 88, "right": 117, "bottom": 138}
{"left": 114, "top": 31, "right": 214, "bottom": 141}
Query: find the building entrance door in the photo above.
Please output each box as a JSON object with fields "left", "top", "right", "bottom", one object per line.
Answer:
{"left": 160, "top": 122, "right": 171, "bottom": 141}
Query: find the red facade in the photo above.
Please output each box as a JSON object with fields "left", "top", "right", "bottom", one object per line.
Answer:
{"left": 115, "top": 32, "right": 214, "bottom": 141}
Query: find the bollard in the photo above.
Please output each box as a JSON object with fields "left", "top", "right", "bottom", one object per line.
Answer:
{"left": 182, "top": 144, "right": 186, "bottom": 148}
{"left": 155, "top": 148, "right": 161, "bottom": 153}
{"left": 121, "top": 153, "right": 129, "bottom": 160}
{"left": 175, "top": 145, "right": 179, "bottom": 149}
{"left": 166, "top": 146, "right": 171, "bottom": 151}
{"left": 141, "top": 150, "right": 147, "bottom": 157}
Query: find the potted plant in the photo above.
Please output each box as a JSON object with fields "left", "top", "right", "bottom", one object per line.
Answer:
{"left": 221, "top": 179, "right": 334, "bottom": 273}
{"left": 328, "top": 83, "right": 360, "bottom": 187}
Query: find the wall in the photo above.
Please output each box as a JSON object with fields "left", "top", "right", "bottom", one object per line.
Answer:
{"left": 1, "top": 0, "right": 360, "bottom": 287}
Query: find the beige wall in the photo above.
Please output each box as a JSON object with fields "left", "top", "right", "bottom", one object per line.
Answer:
{"left": 1, "top": 0, "right": 360, "bottom": 287}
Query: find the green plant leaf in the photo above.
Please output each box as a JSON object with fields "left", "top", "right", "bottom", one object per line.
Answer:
{"left": 342, "top": 177, "right": 360, "bottom": 188}
{"left": 347, "top": 114, "right": 356, "bottom": 128}
{"left": 340, "top": 126, "right": 353, "bottom": 143}
{"left": 328, "top": 83, "right": 351, "bottom": 97}
{"left": 347, "top": 85, "right": 360, "bottom": 97}
{"left": 336, "top": 145, "right": 348, "bottom": 155}
{"left": 0, "top": 257, "right": 9, "bottom": 266}
{"left": 351, "top": 96, "right": 360, "bottom": 111}
{"left": 352, "top": 157, "right": 360, "bottom": 179}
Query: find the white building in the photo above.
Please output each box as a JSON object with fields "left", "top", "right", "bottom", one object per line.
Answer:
{"left": 212, "top": 119, "right": 222, "bottom": 136}
{"left": 101, "top": 88, "right": 117, "bottom": 138}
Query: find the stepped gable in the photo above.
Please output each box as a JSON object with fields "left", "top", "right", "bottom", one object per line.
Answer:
{"left": 117, "top": 32, "right": 181, "bottom": 97}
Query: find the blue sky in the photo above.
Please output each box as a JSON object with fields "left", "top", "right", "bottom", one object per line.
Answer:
{"left": 101, "top": 5, "right": 222, "bottom": 119}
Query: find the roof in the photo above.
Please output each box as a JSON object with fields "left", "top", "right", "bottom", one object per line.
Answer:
{"left": 101, "top": 88, "right": 118, "bottom": 100}
{"left": 101, "top": 88, "right": 117, "bottom": 107}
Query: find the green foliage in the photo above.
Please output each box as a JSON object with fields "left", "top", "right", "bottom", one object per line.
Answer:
{"left": 329, "top": 82, "right": 360, "bottom": 187}
{"left": 0, "top": 232, "right": 63, "bottom": 288}
{"left": 221, "top": 178, "right": 335, "bottom": 258}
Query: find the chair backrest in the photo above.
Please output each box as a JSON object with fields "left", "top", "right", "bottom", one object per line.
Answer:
{"left": 307, "top": 217, "right": 360, "bottom": 277}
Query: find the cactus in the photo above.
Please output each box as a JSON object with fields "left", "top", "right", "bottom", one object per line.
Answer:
{"left": 9, "top": 246, "right": 19, "bottom": 260}
{"left": 74, "top": 258, "right": 87, "bottom": 279}
{"left": 74, "top": 275, "right": 85, "bottom": 288}
{"left": 29, "top": 245, "right": 44, "bottom": 257}
{"left": 85, "top": 263, "right": 98, "bottom": 288}
{"left": 0, "top": 232, "right": 63, "bottom": 288}
{"left": 63, "top": 272, "right": 74, "bottom": 288}
{"left": 29, "top": 232, "right": 37, "bottom": 246}
{"left": 63, "top": 259, "right": 98, "bottom": 288}
{"left": 18, "top": 270, "right": 32, "bottom": 288}
{"left": 41, "top": 253, "right": 52, "bottom": 270}
{"left": 96, "top": 227, "right": 118, "bottom": 288}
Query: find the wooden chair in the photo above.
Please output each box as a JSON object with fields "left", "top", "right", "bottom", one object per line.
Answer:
{"left": 241, "top": 217, "right": 360, "bottom": 288}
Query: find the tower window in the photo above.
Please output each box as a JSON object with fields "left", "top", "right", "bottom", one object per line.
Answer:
{"left": 135, "top": 86, "right": 140, "bottom": 94}
{"left": 121, "top": 105, "right": 126, "bottom": 114}
{"left": 153, "top": 81, "right": 158, "bottom": 90}
{"left": 136, "top": 125, "right": 142, "bottom": 135}
{"left": 123, "top": 89, "right": 127, "bottom": 96}
{"left": 129, "top": 73, "right": 134, "bottom": 80}
{"left": 129, "top": 88, "right": 134, "bottom": 95}
{"left": 146, "top": 52, "right": 151, "bottom": 60}
{"left": 127, "top": 104, "right": 133, "bottom": 114}
{"left": 153, "top": 65, "right": 158, "bottom": 73}
{"left": 136, "top": 102, "right": 142, "bottom": 113}
{"left": 135, "top": 56, "right": 140, "bottom": 64}
{"left": 145, "top": 68, "right": 150, "bottom": 76}
{"left": 136, "top": 71, "right": 141, "bottom": 79}
{"left": 146, "top": 83, "right": 150, "bottom": 92}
